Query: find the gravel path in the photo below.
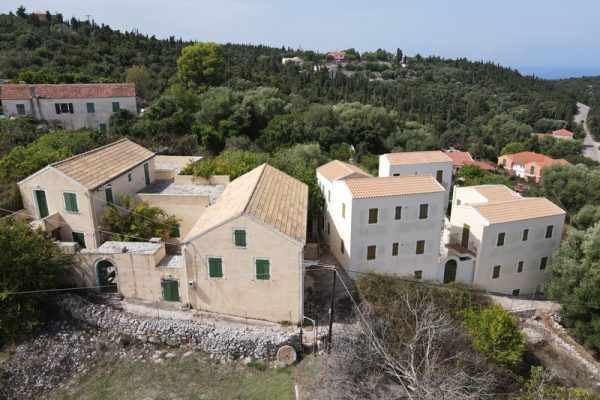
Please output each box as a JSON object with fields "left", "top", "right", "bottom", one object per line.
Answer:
{"left": 577, "top": 102, "right": 600, "bottom": 162}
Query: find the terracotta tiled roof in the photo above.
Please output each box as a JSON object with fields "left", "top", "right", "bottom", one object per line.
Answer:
{"left": 474, "top": 197, "right": 565, "bottom": 224}
{"left": 444, "top": 150, "right": 474, "bottom": 167}
{"left": 552, "top": 129, "right": 574, "bottom": 138}
{"left": 185, "top": 164, "right": 308, "bottom": 243}
{"left": 383, "top": 151, "right": 453, "bottom": 165}
{"left": 1, "top": 83, "right": 136, "bottom": 100}
{"left": 470, "top": 185, "right": 522, "bottom": 203}
{"left": 316, "top": 160, "right": 372, "bottom": 181}
{"left": 344, "top": 176, "right": 445, "bottom": 199}
{"left": 471, "top": 160, "right": 497, "bottom": 171}
{"left": 499, "top": 151, "right": 570, "bottom": 169}
{"left": 52, "top": 138, "right": 154, "bottom": 189}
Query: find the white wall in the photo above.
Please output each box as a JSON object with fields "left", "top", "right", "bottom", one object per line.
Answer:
{"left": 3, "top": 96, "right": 137, "bottom": 130}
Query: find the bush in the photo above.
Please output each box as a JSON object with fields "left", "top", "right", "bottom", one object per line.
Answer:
{"left": 463, "top": 304, "right": 526, "bottom": 367}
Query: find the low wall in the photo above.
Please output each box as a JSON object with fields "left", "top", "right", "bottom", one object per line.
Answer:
{"left": 58, "top": 295, "right": 299, "bottom": 359}
{"left": 174, "top": 174, "right": 229, "bottom": 186}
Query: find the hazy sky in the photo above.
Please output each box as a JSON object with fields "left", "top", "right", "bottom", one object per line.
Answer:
{"left": 3, "top": 1, "right": 600, "bottom": 78}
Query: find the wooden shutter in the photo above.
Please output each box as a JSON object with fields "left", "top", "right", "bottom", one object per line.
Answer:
{"left": 72, "top": 232, "right": 86, "bottom": 248}
{"left": 162, "top": 280, "right": 180, "bottom": 301}
{"left": 34, "top": 190, "right": 49, "bottom": 218}
{"left": 105, "top": 186, "right": 114, "bottom": 203}
{"left": 234, "top": 230, "right": 246, "bottom": 247}
{"left": 64, "top": 192, "right": 78, "bottom": 212}
{"left": 209, "top": 258, "right": 223, "bottom": 278}
{"left": 256, "top": 259, "right": 270, "bottom": 280}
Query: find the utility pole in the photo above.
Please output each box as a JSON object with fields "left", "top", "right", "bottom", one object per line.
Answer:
{"left": 327, "top": 267, "right": 337, "bottom": 351}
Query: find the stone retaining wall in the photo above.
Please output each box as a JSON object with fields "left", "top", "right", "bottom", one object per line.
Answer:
{"left": 58, "top": 295, "right": 299, "bottom": 359}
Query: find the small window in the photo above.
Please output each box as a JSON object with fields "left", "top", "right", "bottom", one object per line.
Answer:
{"left": 517, "top": 261, "right": 524, "bottom": 273}
{"left": 456, "top": 199, "right": 461, "bottom": 206}
{"left": 170, "top": 224, "right": 180, "bottom": 238}
{"left": 127, "top": 173, "right": 132, "bottom": 182}
{"left": 540, "top": 257, "right": 548, "bottom": 271}
{"left": 105, "top": 185, "right": 114, "bottom": 203}
{"left": 367, "top": 245, "right": 376, "bottom": 260}
{"left": 112, "top": 101, "right": 120, "bottom": 112}
{"left": 16, "top": 104, "right": 26, "bottom": 115}
{"left": 234, "top": 229, "right": 247, "bottom": 247}
{"left": 86, "top": 102, "right": 95, "bottom": 113}
{"left": 208, "top": 257, "right": 223, "bottom": 278}
{"left": 392, "top": 242, "right": 399, "bottom": 256}
{"left": 497, "top": 232, "right": 505, "bottom": 247}
{"left": 530, "top": 166, "right": 535, "bottom": 175}
{"left": 414, "top": 270, "right": 422, "bottom": 280}
{"left": 512, "top": 289, "right": 520, "bottom": 297}
{"left": 341, "top": 203, "right": 346, "bottom": 218}
{"left": 522, "top": 229, "right": 529, "bottom": 241}
{"left": 256, "top": 259, "right": 271, "bottom": 280}
{"left": 55, "top": 103, "right": 73, "bottom": 114}
{"left": 63, "top": 192, "right": 78, "bottom": 212}
{"left": 416, "top": 240, "right": 425, "bottom": 255}
{"left": 395, "top": 206, "right": 402, "bottom": 220}
{"left": 545, "top": 225, "right": 554, "bottom": 239}
{"left": 327, "top": 222, "right": 331, "bottom": 235}
{"left": 492, "top": 265, "right": 501, "bottom": 279}
{"left": 419, "top": 204, "right": 428, "bottom": 219}
{"left": 143, "top": 163, "right": 151, "bottom": 186}
{"left": 368, "top": 208, "right": 378, "bottom": 224}
{"left": 393, "top": 173, "right": 400, "bottom": 176}
{"left": 340, "top": 240, "right": 344, "bottom": 254}
{"left": 328, "top": 190, "right": 331, "bottom": 202}
{"left": 72, "top": 232, "right": 86, "bottom": 249}
{"left": 436, "top": 170, "right": 443, "bottom": 184}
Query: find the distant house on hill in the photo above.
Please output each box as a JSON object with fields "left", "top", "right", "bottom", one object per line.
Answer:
{"left": 535, "top": 128, "right": 575, "bottom": 141}
{"left": 443, "top": 149, "right": 497, "bottom": 174}
{"left": 326, "top": 51, "right": 346, "bottom": 63}
{"left": 0, "top": 83, "right": 137, "bottom": 131}
{"left": 497, "top": 151, "right": 570, "bottom": 183}
{"left": 282, "top": 56, "right": 304, "bottom": 65}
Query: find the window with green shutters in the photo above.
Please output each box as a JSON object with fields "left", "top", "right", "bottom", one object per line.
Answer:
{"left": 161, "top": 279, "right": 180, "bottom": 301}
{"left": 16, "top": 104, "right": 26, "bottom": 115}
{"left": 86, "top": 102, "right": 95, "bottom": 113}
{"left": 72, "top": 232, "right": 86, "bottom": 248}
{"left": 208, "top": 257, "right": 223, "bottom": 278}
{"left": 34, "top": 190, "right": 49, "bottom": 218}
{"left": 419, "top": 204, "right": 428, "bottom": 219}
{"left": 112, "top": 102, "right": 120, "bottom": 112}
{"left": 234, "top": 229, "right": 246, "bottom": 247}
{"left": 256, "top": 259, "right": 270, "bottom": 280}
{"left": 63, "top": 192, "right": 78, "bottom": 212}
{"left": 144, "top": 163, "right": 151, "bottom": 185}
{"left": 170, "top": 224, "right": 180, "bottom": 238}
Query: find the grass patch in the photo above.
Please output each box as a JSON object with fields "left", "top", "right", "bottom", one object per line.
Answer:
{"left": 49, "top": 351, "right": 295, "bottom": 400}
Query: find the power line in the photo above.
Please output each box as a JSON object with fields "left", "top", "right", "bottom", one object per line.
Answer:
{"left": 2, "top": 285, "right": 115, "bottom": 296}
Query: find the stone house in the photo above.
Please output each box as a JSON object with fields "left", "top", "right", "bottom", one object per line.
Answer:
{"left": 0, "top": 83, "right": 137, "bottom": 131}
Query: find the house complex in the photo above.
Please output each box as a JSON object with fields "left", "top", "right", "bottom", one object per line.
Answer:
{"left": 535, "top": 128, "right": 575, "bottom": 140}
{"left": 318, "top": 154, "right": 566, "bottom": 296}
{"left": 498, "top": 151, "right": 570, "bottom": 183}
{"left": 318, "top": 160, "right": 447, "bottom": 281}
{"left": 448, "top": 185, "right": 565, "bottom": 295}
{"left": 0, "top": 83, "right": 137, "bottom": 131}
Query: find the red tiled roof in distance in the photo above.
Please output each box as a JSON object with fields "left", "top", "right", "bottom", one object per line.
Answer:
{"left": 443, "top": 150, "right": 474, "bottom": 167}
{"left": 1, "top": 83, "right": 136, "bottom": 100}
{"left": 552, "top": 129, "right": 574, "bottom": 138}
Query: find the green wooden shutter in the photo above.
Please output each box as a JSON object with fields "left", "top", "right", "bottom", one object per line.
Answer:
{"left": 105, "top": 186, "right": 114, "bottom": 203}
{"left": 64, "top": 192, "right": 78, "bottom": 212}
{"left": 170, "top": 224, "right": 180, "bottom": 238}
{"left": 208, "top": 258, "right": 223, "bottom": 278}
{"left": 86, "top": 102, "right": 95, "bottom": 113}
{"left": 34, "top": 190, "right": 49, "bottom": 218}
{"left": 143, "top": 163, "right": 150, "bottom": 185}
{"left": 72, "top": 232, "right": 86, "bottom": 248}
{"left": 256, "top": 259, "right": 270, "bottom": 280}
{"left": 234, "top": 230, "right": 246, "bottom": 247}
{"left": 112, "top": 102, "right": 120, "bottom": 112}
{"left": 162, "top": 280, "right": 180, "bottom": 301}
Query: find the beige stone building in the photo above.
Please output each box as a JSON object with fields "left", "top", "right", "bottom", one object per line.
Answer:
{"left": 17, "top": 138, "right": 212, "bottom": 249}
{"left": 183, "top": 164, "right": 308, "bottom": 323}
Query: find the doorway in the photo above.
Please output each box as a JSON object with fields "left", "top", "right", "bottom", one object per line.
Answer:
{"left": 444, "top": 259, "right": 457, "bottom": 284}
{"left": 97, "top": 260, "right": 118, "bottom": 293}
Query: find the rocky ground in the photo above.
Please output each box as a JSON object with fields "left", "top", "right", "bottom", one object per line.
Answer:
{"left": 0, "top": 294, "right": 303, "bottom": 400}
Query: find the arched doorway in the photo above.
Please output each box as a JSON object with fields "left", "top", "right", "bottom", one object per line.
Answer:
{"left": 443, "top": 259, "right": 457, "bottom": 284}
{"left": 96, "top": 260, "right": 118, "bottom": 293}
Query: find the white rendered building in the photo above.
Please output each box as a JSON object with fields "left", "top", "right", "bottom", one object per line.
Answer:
{"left": 448, "top": 185, "right": 566, "bottom": 295}
{"left": 317, "top": 160, "right": 446, "bottom": 281}
{"left": 378, "top": 151, "right": 453, "bottom": 205}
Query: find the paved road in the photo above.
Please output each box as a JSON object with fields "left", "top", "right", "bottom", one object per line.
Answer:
{"left": 577, "top": 102, "right": 600, "bottom": 162}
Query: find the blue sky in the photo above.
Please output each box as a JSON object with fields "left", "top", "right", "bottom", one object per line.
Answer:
{"left": 4, "top": 1, "right": 600, "bottom": 78}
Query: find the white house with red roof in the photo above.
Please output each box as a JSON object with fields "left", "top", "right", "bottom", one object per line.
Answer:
{"left": 0, "top": 83, "right": 137, "bottom": 131}
{"left": 497, "top": 151, "right": 570, "bottom": 183}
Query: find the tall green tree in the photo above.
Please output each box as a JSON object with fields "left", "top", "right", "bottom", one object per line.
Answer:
{"left": 0, "top": 218, "right": 71, "bottom": 344}
{"left": 176, "top": 42, "right": 224, "bottom": 90}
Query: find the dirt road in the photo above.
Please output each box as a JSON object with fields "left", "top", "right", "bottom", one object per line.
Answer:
{"left": 577, "top": 102, "right": 600, "bottom": 162}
